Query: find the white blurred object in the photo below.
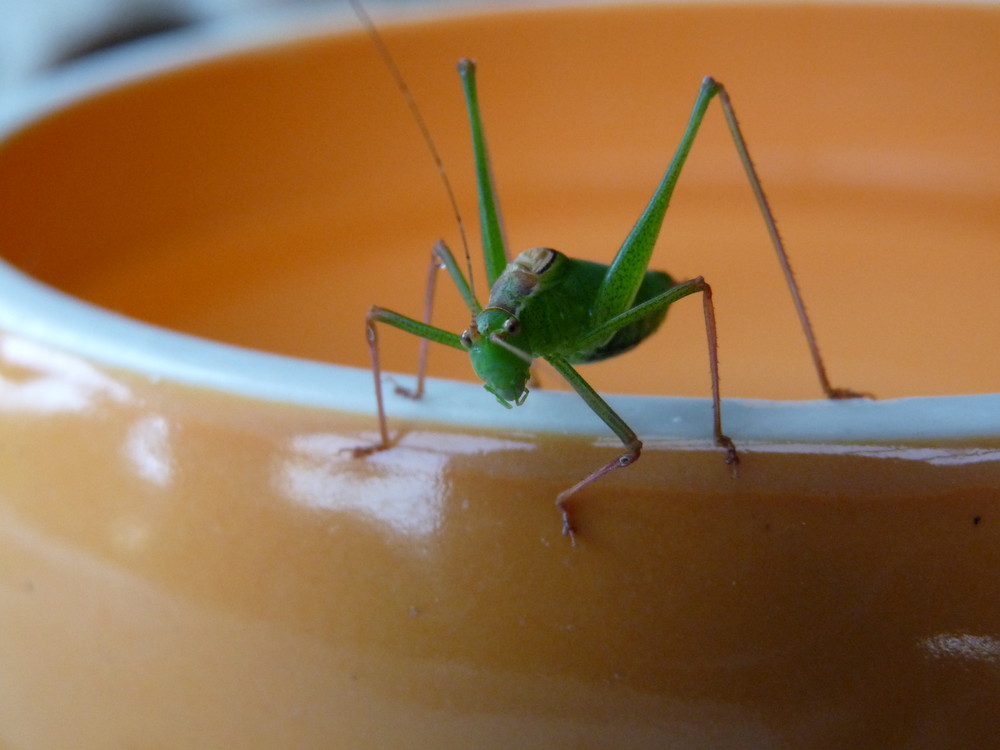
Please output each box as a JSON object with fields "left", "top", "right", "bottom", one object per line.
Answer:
{"left": 0, "top": 0, "right": 329, "bottom": 91}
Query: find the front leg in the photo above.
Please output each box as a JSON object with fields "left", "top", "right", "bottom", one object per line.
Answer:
{"left": 555, "top": 439, "right": 642, "bottom": 547}
{"left": 349, "top": 306, "right": 466, "bottom": 458}
{"left": 351, "top": 306, "right": 392, "bottom": 456}
{"left": 545, "top": 354, "right": 644, "bottom": 545}
{"left": 576, "top": 277, "right": 740, "bottom": 476}
{"left": 694, "top": 278, "right": 739, "bottom": 475}
{"left": 392, "top": 241, "right": 447, "bottom": 400}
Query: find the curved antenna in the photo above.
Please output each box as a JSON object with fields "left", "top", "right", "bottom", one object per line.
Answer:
{"left": 489, "top": 332, "right": 533, "bottom": 364}
{"left": 348, "top": 0, "right": 477, "bottom": 296}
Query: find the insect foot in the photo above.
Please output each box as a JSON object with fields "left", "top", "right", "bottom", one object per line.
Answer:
{"left": 556, "top": 488, "right": 582, "bottom": 547}
{"left": 827, "top": 386, "right": 875, "bottom": 400}
{"left": 560, "top": 509, "right": 577, "bottom": 547}
{"left": 554, "top": 444, "right": 643, "bottom": 546}
{"left": 392, "top": 381, "right": 424, "bottom": 400}
{"left": 344, "top": 443, "right": 386, "bottom": 459}
{"left": 718, "top": 435, "right": 740, "bottom": 478}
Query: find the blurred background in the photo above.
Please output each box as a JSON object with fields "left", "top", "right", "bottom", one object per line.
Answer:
{"left": 0, "top": 0, "right": 499, "bottom": 92}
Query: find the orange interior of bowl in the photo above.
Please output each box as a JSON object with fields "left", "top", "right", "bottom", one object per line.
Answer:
{"left": 0, "top": 3, "right": 997, "bottom": 400}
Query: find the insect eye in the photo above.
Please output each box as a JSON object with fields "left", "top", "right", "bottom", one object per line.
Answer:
{"left": 460, "top": 329, "right": 473, "bottom": 349}
{"left": 503, "top": 317, "right": 520, "bottom": 334}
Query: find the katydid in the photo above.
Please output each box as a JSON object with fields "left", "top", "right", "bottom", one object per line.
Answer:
{"left": 349, "top": 3, "right": 863, "bottom": 543}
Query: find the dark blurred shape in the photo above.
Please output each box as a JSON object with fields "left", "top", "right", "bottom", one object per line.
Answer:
{"left": 53, "top": 8, "right": 191, "bottom": 65}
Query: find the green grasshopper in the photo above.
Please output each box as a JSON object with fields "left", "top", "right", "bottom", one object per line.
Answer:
{"left": 349, "top": 2, "right": 861, "bottom": 542}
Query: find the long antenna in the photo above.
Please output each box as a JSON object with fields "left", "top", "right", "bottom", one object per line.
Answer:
{"left": 347, "top": 0, "right": 477, "bottom": 294}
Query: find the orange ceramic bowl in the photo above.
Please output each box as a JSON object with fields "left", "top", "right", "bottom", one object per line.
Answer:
{"left": 1, "top": 2, "right": 999, "bottom": 747}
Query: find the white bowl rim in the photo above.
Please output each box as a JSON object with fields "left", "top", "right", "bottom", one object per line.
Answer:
{"left": 0, "top": 2, "right": 998, "bottom": 446}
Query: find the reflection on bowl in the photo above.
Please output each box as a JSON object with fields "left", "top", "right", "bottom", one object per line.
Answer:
{"left": 0, "top": 2, "right": 999, "bottom": 747}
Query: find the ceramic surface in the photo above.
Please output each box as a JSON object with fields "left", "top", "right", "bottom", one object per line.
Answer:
{"left": 0, "top": 3, "right": 998, "bottom": 747}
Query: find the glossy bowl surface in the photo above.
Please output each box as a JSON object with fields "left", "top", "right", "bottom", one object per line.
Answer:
{"left": 1, "top": 2, "right": 999, "bottom": 747}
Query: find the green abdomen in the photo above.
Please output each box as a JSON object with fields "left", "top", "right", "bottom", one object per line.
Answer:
{"left": 573, "top": 268, "right": 674, "bottom": 363}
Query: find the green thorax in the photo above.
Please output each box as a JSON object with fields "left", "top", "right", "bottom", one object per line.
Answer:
{"left": 480, "top": 247, "right": 675, "bottom": 364}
